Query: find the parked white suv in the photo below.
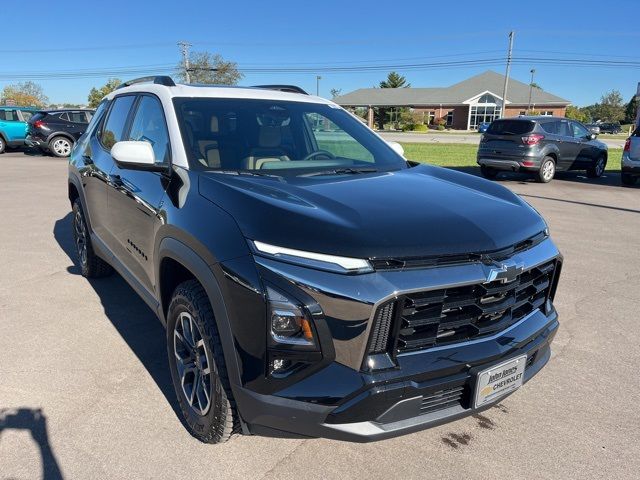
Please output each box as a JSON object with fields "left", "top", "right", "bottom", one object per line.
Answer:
{"left": 622, "top": 128, "right": 640, "bottom": 186}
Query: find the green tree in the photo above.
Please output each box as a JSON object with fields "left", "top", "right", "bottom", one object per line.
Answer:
{"left": 375, "top": 72, "right": 411, "bottom": 129}
{"left": 586, "top": 90, "right": 625, "bottom": 123}
{"left": 624, "top": 95, "right": 639, "bottom": 124}
{"left": 565, "top": 105, "right": 589, "bottom": 123}
{"left": 87, "top": 78, "right": 121, "bottom": 108}
{"left": 1, "top": 81, "right": 48, "bottom": 107}
{"left": 177, "top": 51, "right": 243, "bottom": 85}
{"left": 330, "top": 88, "right": 342, "bottom": 99}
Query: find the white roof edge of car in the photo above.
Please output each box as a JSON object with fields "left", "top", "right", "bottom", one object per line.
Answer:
{"left": 106, "top": 82, "right": 335, "bottom": 105}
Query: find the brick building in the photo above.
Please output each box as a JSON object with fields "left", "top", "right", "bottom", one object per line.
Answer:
{"left": 333, "top": 71, "right": 570, "bottom": 130}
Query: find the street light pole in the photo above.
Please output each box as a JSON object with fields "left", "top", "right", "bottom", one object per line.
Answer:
{"left": 316, "top": 75, "right": 322, "bottom": 96}
{"left": 527, "top": 68, "right": 536, "bottom": 113}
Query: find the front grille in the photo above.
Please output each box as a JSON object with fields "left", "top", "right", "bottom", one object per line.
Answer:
{"left": 420, "top": 385, "right": 466, "bottom": 415}
{"left": 367, "top": 260, "right": 557, "bottom": 356}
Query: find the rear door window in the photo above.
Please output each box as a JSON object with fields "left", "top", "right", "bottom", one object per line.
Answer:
{"left": 486, "top": 120, "right": 534, "bottom": 135}
{"left": 20, "top": 111, "right": 34, "bottom": 121}
{"left": 100, "top": 95, "right": 136, "bottom": 150}
{"left": 541, "top": 121, "right": 560, "bottom": 135}
{"left": 0, "top": 109, "right": 20, "bottom": 121}
{"left": 69, "top": 111, "right": 89, "bottom": 124}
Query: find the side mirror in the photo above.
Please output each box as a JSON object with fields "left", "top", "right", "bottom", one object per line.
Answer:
{"left": 112, "top": 141, "right": 165, "bottom": 171}
{"left": 387, "top": 141, "right": 405, "bottom": 157}
{"left": 588, "top": 126, "right": 600, "bottom": 135}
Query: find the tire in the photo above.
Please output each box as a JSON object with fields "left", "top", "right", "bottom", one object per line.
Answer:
{"left": 621, "top": 173, "right": 637, "bottom": 186}
{"left": 537, "top": 157, "right": 555, "bottom": 183}
{"left": 586, "top": 156, "right": 606, "bottom": 178}
{"left": 480, "top": 165, "right": 499, "bottom": 179}
{"left": 49, "top": 136, "right": 73, "bottom": 157}
{"left": 72, "top": 199, "right": 113, "bottom": 278}
{"left": 0, "top": 136, "right": 5, "bottom": 154}
{"left": 167, "top": 280, "right": 240, "bottom": 443}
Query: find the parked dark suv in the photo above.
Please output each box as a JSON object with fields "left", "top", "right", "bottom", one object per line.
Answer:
{"left": 477, "top": 117, "right": 608, "bottom": 183}
{"left": 68, "top": 76, "right": 562, "bottom": 443}
{"left": 26, "top": 109, "right": 93, "bottom": 157}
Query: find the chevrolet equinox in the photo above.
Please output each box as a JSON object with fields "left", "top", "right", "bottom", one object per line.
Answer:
{"left": 68, "top": 76, "right": 562, "bottom": 443}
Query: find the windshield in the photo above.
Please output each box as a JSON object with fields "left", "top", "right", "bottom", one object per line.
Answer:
{"left": 173, "top": 98, "right": 406, "bottom": 174}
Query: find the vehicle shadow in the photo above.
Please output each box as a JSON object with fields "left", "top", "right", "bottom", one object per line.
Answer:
{"left": 0, "top": 408, "right": 64, "bottom": 480}
{"left": 52, "top": 213, "right": 186, "bottom": 429}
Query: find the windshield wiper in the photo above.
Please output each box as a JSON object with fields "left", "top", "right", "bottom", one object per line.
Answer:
{"left": 210, "top": 169, "right": 279, "bottom": 178}
{"left": 299, "top": 167, "right": 378, "bottom": 177}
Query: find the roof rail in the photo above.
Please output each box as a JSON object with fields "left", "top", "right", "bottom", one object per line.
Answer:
{"left": 252, "top": 85, "right": 308, "bottom": 95}
{"left": 117, "top": 76, "right": 176, "bottom": 89}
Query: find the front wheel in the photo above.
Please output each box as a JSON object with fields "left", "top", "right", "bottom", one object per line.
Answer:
{"left": 0, "top": 137, "right": 5, "bottom": 154}
{"left": 49, "top": 136, "right": 73, "bottom": 157}
{"left": 167, "top": 280, "right": 240, "bottom": 443}
{"left": 586, "top": 156, "right": 606, "bottom": 178}
{"left": 480, "top": 165, "right": 499, "bottom": 179}
{"left": 537, "top": 157, "right": 555, "bottom": 183}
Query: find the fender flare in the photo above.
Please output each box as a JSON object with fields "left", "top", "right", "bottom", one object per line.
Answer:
{"left": 156, "top": 237, "right": 243, "bottom": 392}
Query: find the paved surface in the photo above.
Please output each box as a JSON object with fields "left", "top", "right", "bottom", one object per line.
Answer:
{"left": 1, "top": 150, "right": 639, "bottom": 480}
{"left": 378, "top": 131, "right": 628, "bottom": 148}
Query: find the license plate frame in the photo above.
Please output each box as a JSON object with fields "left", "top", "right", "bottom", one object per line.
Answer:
{"left": 473, "top": 354, "right": 527, "bottom": 408}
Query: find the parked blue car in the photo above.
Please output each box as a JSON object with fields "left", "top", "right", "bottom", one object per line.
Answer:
{"left": 0, "top": 106, "right": 38, "bottom": 153}
{"left": 478, "top": 122, "right": 491, "bottom": 133}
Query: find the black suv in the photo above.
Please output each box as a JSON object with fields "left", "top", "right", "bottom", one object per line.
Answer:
{"left": 26, "top": 109, "right": 93, "bottom": 157}
{"left": 68, "top": 77, "right": 562, "bottom": 443}
{"left": 477, "top": 117, "right": 608, "bottom": 183}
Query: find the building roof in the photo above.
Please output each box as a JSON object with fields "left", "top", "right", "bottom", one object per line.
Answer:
{"left": 333, "top": 70, "right": 570, "bottom": 107}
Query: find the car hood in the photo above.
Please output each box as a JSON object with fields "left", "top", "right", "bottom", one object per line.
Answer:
{"left": 198, "top": 165, "right": 546, "bottom": 259}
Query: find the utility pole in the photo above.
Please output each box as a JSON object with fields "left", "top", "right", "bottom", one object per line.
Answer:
{"left": 316, "top": 75, "right": 322, "bottom": 96}
{"left": 527, "top": 68, "right": 536, "bottom": 114}
{"left": 178, "top": 41, "right": 192, "bottom": 83}
{"left": 500, "top": 31, "right": 514, "bottom": 119}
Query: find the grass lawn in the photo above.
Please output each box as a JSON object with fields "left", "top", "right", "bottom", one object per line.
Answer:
{"left": 399, "top": 142, "right": 623, "bottom": 171}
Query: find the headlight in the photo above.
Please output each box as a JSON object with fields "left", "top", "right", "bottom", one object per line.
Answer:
{"left": 267, "top": 285, "right": 315, "bottom": 347}
{"left": 252, "top": 240, "right": 373, "bottom": 274}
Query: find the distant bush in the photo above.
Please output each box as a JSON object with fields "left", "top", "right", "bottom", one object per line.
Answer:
{"left": 437, "top": 124, "right": 445, "bottom": 131}
{"left": 401, "top": 123, "right": 428, "bottom": 132}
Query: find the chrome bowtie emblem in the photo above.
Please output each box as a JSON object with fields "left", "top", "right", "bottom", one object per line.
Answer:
{"left": 485, "top": 260, "right": 524, "bottom": 284}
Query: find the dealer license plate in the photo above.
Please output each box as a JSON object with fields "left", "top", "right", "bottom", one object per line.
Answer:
{"left": 474, "top": 355, "right": 527, "bottom": 408}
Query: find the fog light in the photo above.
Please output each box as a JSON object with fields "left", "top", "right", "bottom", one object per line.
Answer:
{"left": 272, "top": 358, "right": 291, "bottom": 372}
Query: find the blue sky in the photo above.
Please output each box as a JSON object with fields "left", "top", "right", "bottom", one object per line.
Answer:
{"left": 2, "top": 0, "right": 638, "bottom": 106}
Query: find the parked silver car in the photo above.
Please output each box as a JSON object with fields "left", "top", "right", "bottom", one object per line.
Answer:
{"left": 622, "top": 127, "right": 640, "bottom": 186}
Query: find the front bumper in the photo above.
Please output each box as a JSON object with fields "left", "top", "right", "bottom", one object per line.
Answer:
{"left": 233, "top": 238, "right": 562, "bottom": 442}
{"left": 237, "top": 307, "right": 558, "bottom": 442}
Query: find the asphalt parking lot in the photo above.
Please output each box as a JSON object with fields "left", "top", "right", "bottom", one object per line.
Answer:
{"left": 1, "top": 150, "right": 639, "bottom": 480}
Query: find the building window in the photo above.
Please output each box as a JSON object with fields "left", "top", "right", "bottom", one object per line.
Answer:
{"left": 541, "top": 111, "right": 553, "bottom": 116}
{"left": 468, "top": 93, "right": 502, "bottom": 129}
{"left": 446, "top": 110, "right": 454, "bottom": 126}
{"left": 519, "top": 111, "right": 527, "bottom": 116}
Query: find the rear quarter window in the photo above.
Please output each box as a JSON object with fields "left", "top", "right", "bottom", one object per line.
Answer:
{"left": 486, "top": 120, "right": 535, "bottom": 135}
